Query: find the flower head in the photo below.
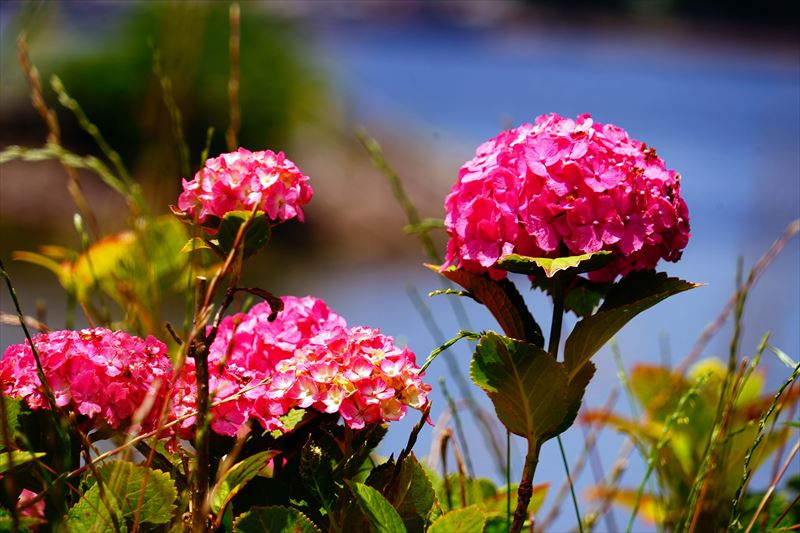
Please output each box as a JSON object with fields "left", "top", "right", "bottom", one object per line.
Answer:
{"left": 0, "top": 328, "right": 171, "bottom": 431}
{"left": 172, "top": 296, "right": 431, "bottom": 437}
{"left": 444, "top": 113, "right": 690, "bottom": 281}
{"left": 176, "top": 148, "right": 313, "bottom": 226}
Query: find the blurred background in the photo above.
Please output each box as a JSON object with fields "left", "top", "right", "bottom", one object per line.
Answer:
{"left": 1, "top": 1, "right": 798, "bottom": 531}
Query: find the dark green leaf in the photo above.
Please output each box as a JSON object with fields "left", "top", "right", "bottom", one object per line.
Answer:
{"left": 470, "top": 332, "right": 569, "bottom": 442}
{"left": 211, "top": 450, "right": 280, "bottom": 514}
{"left": 564, "top": 271, "right": 699, "bottom": 379}
{"left": 428, "top": 505, "right": 485, "bottom": 533}
{"left": 546, "top": 361, "right": 596, "bottom": 439}
{"left": 497, "top": 251, "right": 612, "bottom": 278}
{"left": 0, "top": 451, "right": 46, "bottom": 473}
{"left": 387, "top": 455, "right": 436, "bottom": 533}
{"left": 233, "top": 505, "right": 321, "bottom": 533}
{"left": 72, "top": 460, "right": 177, "bottom": 527}
{"left": 300, "top": 436, "right": 337, "bottom": 513}
{"left": 348, "top": 481, "right": 408, "bottom": 533}
{"left": 217, "top": 211, "right": 271, "bottom": 257}
{"left": 431, "top": 265, "right": 544, "bottom": 346}
{"left": 564, "top": 283, "right": 606, "bottom": 318}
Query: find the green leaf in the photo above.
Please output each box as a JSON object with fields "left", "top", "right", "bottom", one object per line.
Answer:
{"left": 564, "top": 271, "right": 699, "bottom": 379}
{"left": 75, "top": 460, "right": 177, "bottom": 527}
{"left": 179, "top": 237, "right": 212, "bottom": 253}
{"left": 233, "top": 506, "right": 321, "bottom": 533}
{"left": 348, "top": 481, "right": 408, "bottom": 533}
{"left": 431, "top": 265, "right": 544, "bottom": 346}
{"left": 428, "top": 505, "right": 485, "bottom": 533}
{"left": 269, "top": 408, "right": 313, "bottom": 439}
{"left": 770, "top": 346, "right": 798, "bottom": 369}
{"left": 211, "top": 450, "right": 280, "bottom": 515}
{"left": 386, "top": 455, "right": 436, "bottom": 532}
{"left": 470, "top": 332, "right": 569, "bottom": 442}
{"left": 497, "top": 250, "right": 613, "bottom": 278}
{"left": 217, "top": 211, "right": 271, "bottom": 257}
{"left": 0, "top": 451, "right": 46, "bottom": 473}
{"left": 301, "top": 436, "right": 337, "bottom": 513}
{"left": 67, "top": 489, "right": 126, "bottom": 533}
{"left": 548, "top": 361, "right": 596, "bottom": 439}
{"left": 0, "top": 397, "right": 22, "bottom": 449}
{"left": 563, "top": 282, "right": 607, "bottom": 318}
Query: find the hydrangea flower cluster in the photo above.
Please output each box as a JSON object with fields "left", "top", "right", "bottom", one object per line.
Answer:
{"left": 173, "top": 296, "right": 431, "bottom": 437}
{"left": 443, "top": 113, "right": 690, "bottom": 281}
{"left": 0, "top": 328, "right": 171, "bottom": 430}
{"left": 177, "top": 147, "right": 313, "bottom": 225}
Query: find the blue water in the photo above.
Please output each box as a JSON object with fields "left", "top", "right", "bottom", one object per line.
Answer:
{"left": 2, "top": 16, "right": 799, "bottom": 532}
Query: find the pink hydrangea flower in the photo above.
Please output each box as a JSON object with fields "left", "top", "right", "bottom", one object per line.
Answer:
{"left": 176, "top": 147, "right": 313, "bottom": 225}
{"left": 444, "top": 113, "right": 690, "bottom": 281}
{"left": 172, "top": 296, "right": 431, "bottom": 437}
{"left": 0, "top": 328, "right": 171, "bottom": 431}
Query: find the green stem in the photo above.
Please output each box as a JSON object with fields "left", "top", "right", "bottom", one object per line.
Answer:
{"left": 559, "top": 435, "right": 584, "bottom": 533}
{"left": 551, "top": 273, "right": 584, "bottom": 532}
{"left": 507, "top": 430, "right": 511, "bottom": 532}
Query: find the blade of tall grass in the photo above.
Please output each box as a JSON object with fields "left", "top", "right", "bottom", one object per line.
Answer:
{"left": 744, "top": 438, "right": 800, "bottom": 533}
{"left": 17, "top": 34, "right": 100, "bottom": 239}
{"left": 625, "top": 373, "right": 709, "bottom": 533}
{"left": 538, "top": 389, "right": 618, "bottom": 532}
{"left": 0, "top": 144, "right": 129, "bottom": 198}
{"left": 152, "top": 47, "right": 191, "bottom": 178}
{"left": 678, "top": 219, "right": 800, "bottom": 372}
{"left": 729, "top": 359, "right": 800, "bottom": 529}
{"left": 440, "top": 378, "right": 474, "bottom": 478}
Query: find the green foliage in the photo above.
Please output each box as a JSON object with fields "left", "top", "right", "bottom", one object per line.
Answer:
{"left": 427, "top": 505, "right": 485, "bottom": 533}
{"left": 587, "top": 356, "right": 800, "bottom": 530}
{"left": 0, "top": 508, "right": 45, "bottom": 533}
{"left": 497, "top": 250, "right": 612, "bottom": 278}
{"left": 233, "top": 506, "right": 321, "bottom": 533}
{"left": 564, "top": 271, "right": 699, "bottom": 379}
{"left": 433, "top": 265, "right": 544, "bottom": 346}
{"left": 211, "top": 450, "right": 280, "bottom": 515}
{"left": 366, "top": 455, "right": 437, "bottom": 533}
{"left": 0, "top": 450, "right": 45, "bottom": 473}
{"left": 470, "top": 332, "right": 569, "bottom": 443}
{"left": 67, "top": 461, "right": 177, "bottom": 531}
{"left": 13, "top": 215, "right": 215, "bottom": 335}
{"left": 348, "top": 481, "right": 408, "bottom": 533}
{"left": 216, "top": 211, "right": 272, "bottom": 258}
{"left": 0, "top": 397, "right": 22, "bottom": 449}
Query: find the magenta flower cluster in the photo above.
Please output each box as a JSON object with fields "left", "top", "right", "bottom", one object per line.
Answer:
{"left": 173, "top": 296, "right": 431, "bottom": 437}
{"left": 0, "top": 328, "right": 171, "bottom": 431}
{"left": 177, "top": 147, "right": 313, "bottom": 225}
{"left": 443, "top": 113, "right": 690, "bottom": 281}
